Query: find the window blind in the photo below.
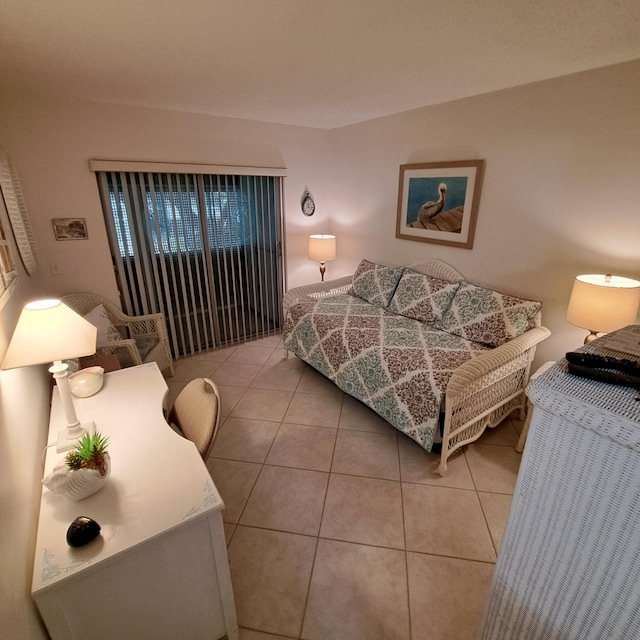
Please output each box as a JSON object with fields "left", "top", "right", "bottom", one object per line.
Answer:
{"left": 96, "top": 169, "right": 284, "bottom": 357}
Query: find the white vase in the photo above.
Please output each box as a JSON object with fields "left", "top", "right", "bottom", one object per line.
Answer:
{"left": 43, "top": 453, "right": 111, "bottom": 501}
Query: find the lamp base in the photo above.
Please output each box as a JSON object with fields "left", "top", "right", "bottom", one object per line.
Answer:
{"left": 56, "top": 421, "right": 96, "bottom": 453}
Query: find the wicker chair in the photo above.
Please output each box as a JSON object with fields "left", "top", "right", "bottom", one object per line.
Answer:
{"left": 168, "top": 378, "right": 221, "bottom": 460}
{"left": 62, "top": 293, "right": 175, "bottom": 377}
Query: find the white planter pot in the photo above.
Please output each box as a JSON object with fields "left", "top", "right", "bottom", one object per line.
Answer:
{"left": 43, "top": 453, "right": 111, "bottom": 501}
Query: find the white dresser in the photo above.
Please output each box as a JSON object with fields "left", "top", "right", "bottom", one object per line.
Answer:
{"left": 479, "top": 328, "right": 640, "bottom": 639}
{"left": 32, "top": 363, "right": 238, "bottom": 640}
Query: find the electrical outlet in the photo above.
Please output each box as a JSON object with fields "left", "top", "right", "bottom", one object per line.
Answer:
{"left": 50, "top": 262, "right": 63, "bottom": 276}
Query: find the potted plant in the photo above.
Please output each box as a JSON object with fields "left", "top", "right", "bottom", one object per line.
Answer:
{"left": 43, "top": 431, "right": 111, "bottom": 500}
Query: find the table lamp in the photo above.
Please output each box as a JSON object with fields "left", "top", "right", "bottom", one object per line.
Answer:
{"left": 566, "top": 273, "right": 640, "bottom": 343}
{"left": 308, "top": 234, "right": 336, "bottom": 282}
{"left": 1, "top": 299, "right": 98, "bottom": 451}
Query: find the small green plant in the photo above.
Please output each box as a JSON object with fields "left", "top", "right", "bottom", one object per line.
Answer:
{"left": 65, "top": 431, "right": 110, "bottom": 477}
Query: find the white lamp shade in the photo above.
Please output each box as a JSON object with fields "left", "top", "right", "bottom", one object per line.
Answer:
{"left": 566, "top": 274, "right": 640, "bottom": 333}
{"left": 1, "top": 299, "right": 97, "bottom": 370}
{"left": 308, "top": 234, "right": 336, "bottom": 262}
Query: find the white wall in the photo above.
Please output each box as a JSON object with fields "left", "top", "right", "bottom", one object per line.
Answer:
{"left": 1, "top": 58, "right": 639, "bottom": 636}
{"left": 0, "top": 97, "right": 336, "bottom": 637}
{"left": 3, "top": 60, "right": 638, "bottom": 368}
{"left": 0, "top": 195, "right": 49, "bottom": 638}
{"left": 0, "top": 93, "right": 336, "bottom": 300}
{"left": 327, "top": 59, "right": 640, "bottom": 364}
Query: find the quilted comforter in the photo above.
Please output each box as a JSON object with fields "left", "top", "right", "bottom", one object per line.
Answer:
{"left": 283, "top": 293, "right": 490, "bottom": 451}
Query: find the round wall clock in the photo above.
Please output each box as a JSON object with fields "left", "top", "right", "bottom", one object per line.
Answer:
{"left": 301, "top": 189, "right": 315, "bottom": 216}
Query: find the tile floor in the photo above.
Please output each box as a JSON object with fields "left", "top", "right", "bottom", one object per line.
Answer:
{"left": 165, "top": 334, "right": 525, "bottom": 640}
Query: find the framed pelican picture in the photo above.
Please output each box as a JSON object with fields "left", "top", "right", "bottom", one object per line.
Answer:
{"left": 395, "top": 160, "right": 484, "bottom": 249}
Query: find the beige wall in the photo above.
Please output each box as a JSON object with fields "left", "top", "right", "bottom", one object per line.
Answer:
{"left": 0, "top": 201, "right": 49, "bottom": 638}
{"left": 0, "top": 97, "right": 336, "bottom": 636}
{"left": 1, "top": 58, "right": 639, "bottom": 636}
{"left": 326, "top": 59, "right": 640, "bottom": 364}
{"left": 0, "top": 93, "right": 335, "bottom": 300}
{"left": 2, "top": 60, "right": 639, "bottom": 364}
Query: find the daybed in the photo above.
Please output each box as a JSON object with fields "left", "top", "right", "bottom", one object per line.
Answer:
{"left": 282, "top": 258, "right": 550, "bottom": 475}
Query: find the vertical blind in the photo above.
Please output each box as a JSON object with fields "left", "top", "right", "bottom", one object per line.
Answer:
{"left": 95, "top": 167, "right": 284, "bottom": 358}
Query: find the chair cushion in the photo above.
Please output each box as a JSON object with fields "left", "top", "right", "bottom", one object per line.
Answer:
{"left": 350, "top": 259, "right": 405, "bottom": 308}
{"left": 84, "top": 304, "right": 122, "bottom": 344}
{"left": 440, "top": 282, "right": 542, "bottom": 347}
{"left": 135, "top": 337, "right": 158, "bottom": 360}
{"left": 170, "top": 378, "right": 220, "bottom": 459}
{"left": 388, "top": 269, "right": 461, "bottom": 325}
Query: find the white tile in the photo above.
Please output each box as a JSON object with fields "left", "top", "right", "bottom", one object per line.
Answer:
{"left": 283, "top": 392, "right": 342, "bottom": 428}
{"left": 403, "top": 483, "right": 496, "bottom": 562}
{"left": 228, "top": 344, "right": 275, "bottom": 366}
{"left": 320, "top": 474, "right": 405, "bottom": 549}
{"left": 265, "top": 422, "right": 337, "bottom": 472}
{"left": 339, "top": 394, "right": 395, "bottom": 434}
{"left": 228, "top": 526, "right": 316, "bottom": 637}
{"left": 211, "top": 417, "right": 279, "bottom": 463}
{"left": 250, "top": 364, "right": 304, "bottom": 391}
{"left": 297, "top": 366, "right": 343, "bottom": 396}
{"left": 465, "top": 443, "right": 521, "bottom": 494}
{"left": 303, "top": 539, "right": 410, "bottom": 640}
{"left": 210, "top": 362, "right": 261, "bottom": 387}
{"left": 206, "top": 458, "right": 261, "bottom": 524}
{"left": 478, "top": 491, "right": 514, "bottom": 553}
{"left": 398, "top": 435, "right": 474, "bottom": 489}
{"left": 176, "top": 344, "right": 524, "bottom": 639}
{"left": 331, "top": 429, "right": 400, "bottom": 480}
{"left": 240, "top": 465, "right": 329, "bottom": 535}
{"left": 407, "top": 552, "right": 494, "bottom": 640}
{"left": 231, "top": 388, "right": 294, "bottom": 422}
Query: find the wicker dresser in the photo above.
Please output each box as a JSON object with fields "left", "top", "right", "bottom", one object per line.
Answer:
{"left": 479, "top": 327, "right": 640, "bottom": 639}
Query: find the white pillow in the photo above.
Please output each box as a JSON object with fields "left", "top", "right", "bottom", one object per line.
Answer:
{"left": 84, "top": 304, "right": 122, "bottom": 344}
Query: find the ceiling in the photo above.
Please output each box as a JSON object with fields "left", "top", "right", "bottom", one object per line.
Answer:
{"left": 2, "top": 0, "right": 640, "bottom": 129}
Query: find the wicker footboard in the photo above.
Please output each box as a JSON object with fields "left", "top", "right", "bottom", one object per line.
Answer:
{"left": 438, "top": 326, "right": 551, "bottom": 475}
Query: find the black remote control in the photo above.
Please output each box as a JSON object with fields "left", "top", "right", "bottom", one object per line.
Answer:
{"left": 566, "top": 363, "right": 640, "bottom": 390}
{"left": 565, "top": 351, "right": 640, "bottom": 374}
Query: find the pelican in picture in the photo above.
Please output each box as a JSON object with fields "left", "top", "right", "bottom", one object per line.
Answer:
{"left": 417, "top": 183, "right": 447, "bottom": 224}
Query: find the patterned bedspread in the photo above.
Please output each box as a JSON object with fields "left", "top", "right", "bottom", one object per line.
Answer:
{"left": 283, "top": 293, "right": 491, "bottom": 451}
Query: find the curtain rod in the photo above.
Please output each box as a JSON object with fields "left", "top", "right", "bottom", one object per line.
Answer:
{"left": 88, "top": 159, "right": 287, "bottom": 177}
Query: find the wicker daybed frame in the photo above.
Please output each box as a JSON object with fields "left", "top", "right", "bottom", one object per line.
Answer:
{"left": 283, "top": 259, "right": 551, "bottom": 475}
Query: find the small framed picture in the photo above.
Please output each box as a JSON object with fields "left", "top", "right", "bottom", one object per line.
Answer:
{"left": 52, "top": 218, "right": 88, "bottom": 241}
{"left": 396, "top": 160, "right": 484, "bottom": 249}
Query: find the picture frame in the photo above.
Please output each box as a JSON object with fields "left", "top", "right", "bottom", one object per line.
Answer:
{"left": 395, "top": 160, "right": 485, "bottom": 249}
{"left": 52, "top": 218, "right": 88, "bottom": 241}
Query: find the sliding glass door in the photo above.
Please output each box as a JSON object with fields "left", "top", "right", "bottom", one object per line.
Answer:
{"left": 96, "top": 170, "right": 284, "bottom": 358}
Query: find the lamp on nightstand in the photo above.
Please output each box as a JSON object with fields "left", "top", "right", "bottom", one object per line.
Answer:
{"left": 1, "top": 299, "right": 98, "bottom": 451}
{"left": 308, "top": 234, "right": 336, "bottom": 282}
{"left": 566, "top": 273, "right": 640, "bottom": 343}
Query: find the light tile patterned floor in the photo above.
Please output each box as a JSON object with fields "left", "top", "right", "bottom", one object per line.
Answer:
{"left": 166, "top": 334, "right": 524, "bottom": 640}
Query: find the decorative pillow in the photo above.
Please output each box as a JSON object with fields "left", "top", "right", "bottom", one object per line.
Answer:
{"left": 84, "top": 304, "right": 122, "bottom": 344}
{"left": 350, "top": 259, "right": 405, "bottom": 308}
{"left": 440, "top": 282, "right": 542, "bottom": 347}
{"left": 388, "top": 269, "right": 461, "bottom": 325}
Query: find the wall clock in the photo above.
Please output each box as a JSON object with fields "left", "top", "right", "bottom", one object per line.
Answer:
{"left": 301, "top": 188, "right": 315, "bottom": 216}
